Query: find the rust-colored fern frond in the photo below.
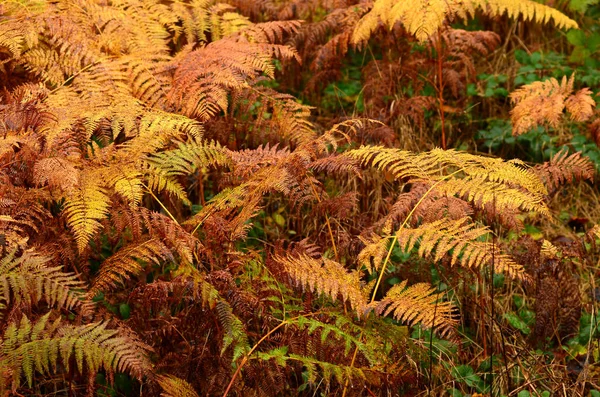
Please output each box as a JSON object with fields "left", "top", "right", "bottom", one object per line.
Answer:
{"left": 371, "top": 280, "right": 458, "bottom": 336}
{"left": 274, "top": 253, "right": 369, "bottom": 315}
{"left": 87, "top": 239, "right": 172, "bottom": 298}
{"left": 510, "top": 74, "right": 595, "bottom": 135}
{"left": 352, "top": 0, "right": 577, "bottom": 44}
{"left": 532, "top": 150, "right": 595, "bottom": 193}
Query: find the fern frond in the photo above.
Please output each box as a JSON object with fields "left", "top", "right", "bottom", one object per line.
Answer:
{"left": 511, "top": 75, "right": 595, "bottom": 135}
{"left": 395, "top": 217, "right": 525, "bottom": 277}
{"left": 156, "top": 375, "right": 200, "bottom": 397}
{"left": 0, "top": 314, "right": 151, "bottom": 392}
{"left": 88, "top": 239, "right": 173, "bottom": 298}
{"left": 532, "top": 150, "right": 595, "bottom": 193}
{"left": 144, "top": 139, "right": 230, "bottom": 177}
{"left": 352, "top": 0, "right": 577, "bottom": 44}
{"left": 63, "top": 173, "right": 111, "bottom": 252}
{"left": 371, "top": 280, "right": 457, "bottom": 336}
{"left": 256, "top": 347, "right": 370, "bottom": 388}
{"left": 274, "top": 253, "right": 369, "bottom": 315}
{"left": 216, "top": 300, "right": 250, "bottom": 363}
{"left": 0, "top": 249, "right": 87, "bottom": 315}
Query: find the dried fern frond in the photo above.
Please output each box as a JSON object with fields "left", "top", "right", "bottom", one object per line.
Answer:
{"left": 510, "top": 75, "right": 595, "bottom": 135}
{"left": 274, "top": 253, "right": 369, "bottom": 315}
{"left": 532, "top": 150, "right": 595, "bottom": 193}
{"left": 371, "top": 280, "right": 457, "bottom": 336}
{"left": 396, "top": 217, "right": 525, "bottom": 277}
{"left": 352, "top": 0, "right": 577, "bottom": 44}
{"left": 87, "top": 239, "right": 173, "bottom": 298}
{"left": 0, "top": 313, "right": 151, "bottom": 393}
{"left": 156, "top": 375, "right": 200, "bottom": 397}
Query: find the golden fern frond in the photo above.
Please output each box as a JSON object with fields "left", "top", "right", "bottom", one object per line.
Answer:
{"left": 395, "top": 217, "right": 525, "bottom": 277}
{"left": 424, "top": 148, "right": 547, "bottom": 195}
{"left": 371, "top": 280, "right": 457, "bottom": 336}
{"left": 532, "top": 150, "right": 595, "bottom": 193}
{"left": 432, "top": 176, "right": 549, "bottom": 216}
{"left": 63, "top": 173, "right": 111, "bottom": 252}
{"left": 511, "top": 75, "right": 595, "bottom": 135}
{"left": 274, "top": 253, "right": 369, "bottom": 315}
{"left": 0, "top": 249, "right": 87, "bottom": 315}
{"left": 156, "top": 375, "right": 200, "bottom": 397}
{"left": 0, "top": 313, "right": 151, "bottom": 392}
{"left": 101, "top": 166, "right": 144, "bottom": 206}
{"left": 565, "top": 87, "right": 596, "bottom": 122}
{"left": 87, "top": 239, "right": 172, "bottom": 298}
{"left": 352, "top": 0, "right": 577, "bottom": 44}
{"left": 347, "top": 146, "right": 549, "bottom": 216}
{"left": 144, "top": 139, "right": 230, "bottom": 177}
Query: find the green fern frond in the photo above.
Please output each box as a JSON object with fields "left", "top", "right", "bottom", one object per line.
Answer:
{"left": 0, "top": 314, "right": 151, "bottom": 392}
{"left": 371, "top": 280, "right": 457, "bottom": 336}
{"left": 145, "top": 139, "right": 230, "bottom": 177}
{"left": 255, "top": 347, "right": 370, "bottom": 388}
{"left": 0, "top": 249, "right": 87, "bottom": 316}
{"left": 216, "top": 301, "right": 250, "bottom": 363}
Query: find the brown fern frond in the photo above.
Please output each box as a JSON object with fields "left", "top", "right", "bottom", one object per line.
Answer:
{"left": 87, "top": 239, "right": 172, "bottom": 298}
{"left": 532, "top": 150, "right": 595, "bottom": 193}
{"left": 565, "top": 88, "right": 596, "bottom": 122}
{"left": 274, "top": 253, "right": 369, "bottom": 315}
{"left": 371, "top": 280, "right": 457, "bottom": 336}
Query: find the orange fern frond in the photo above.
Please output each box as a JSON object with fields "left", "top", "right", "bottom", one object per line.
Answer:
{"left": 371, "top": 280, "right": 457, "bottom": 336}
{"left": 511, "top": 75, "right": 595, "bottom": 135}
{"left": 274, "top": 253, "right": 369, "bottom": 315}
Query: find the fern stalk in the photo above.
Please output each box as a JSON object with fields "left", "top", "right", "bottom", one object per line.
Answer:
{"left": 341, "top": 168, "right": 463, "bottom": 397}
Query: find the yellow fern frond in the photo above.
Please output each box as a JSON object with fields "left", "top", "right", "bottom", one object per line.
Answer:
{"left": 275, "top": 253, "right": 369, "bottom": 315}
{"left": 0, "top": 249, "right": 87, "bottom": 316}
{"left": 396, "top": 217, "right": 525, "bottom": 277}
{"left": 157, "top": 375, "right": 200, "bottom": 397}
{"left": 371, "top": 280, "right": 457, "bottom": 336}
{"left": 352, "top": 0, "right": 577, "bottom": 44}
{"left": 63, "top": 173, "right": 111, "bottom": 252}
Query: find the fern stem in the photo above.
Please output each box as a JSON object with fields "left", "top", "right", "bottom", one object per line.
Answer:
{"left": 222, "top": 313, "right": 320, "bottom": 397}
{"left": 342, "top": 167, "right": 464, "bottom": 397}
{"left": 307, "top": 175, "right": 339, "bottom": 260}
{"left": 436, "top": 28, "right": 447, "bottom": 150}
{"left": 141, "top": 182, "right": 179, "bottom": 225}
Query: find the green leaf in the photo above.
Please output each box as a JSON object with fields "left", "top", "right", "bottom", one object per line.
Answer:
{"left": 567, "top": 29, "right": 586, "bottom": 46}
{"left": 119, "top": 303, "right": 131, "bottom": 320}
{"left": 518, "top": 391, "right": 531, "bottom": 397}
{"left": 504, "top": 313, "right": 531, "bottom": 334}
{"left": 273, "top": 213, "right": 285, "bottom": 227}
